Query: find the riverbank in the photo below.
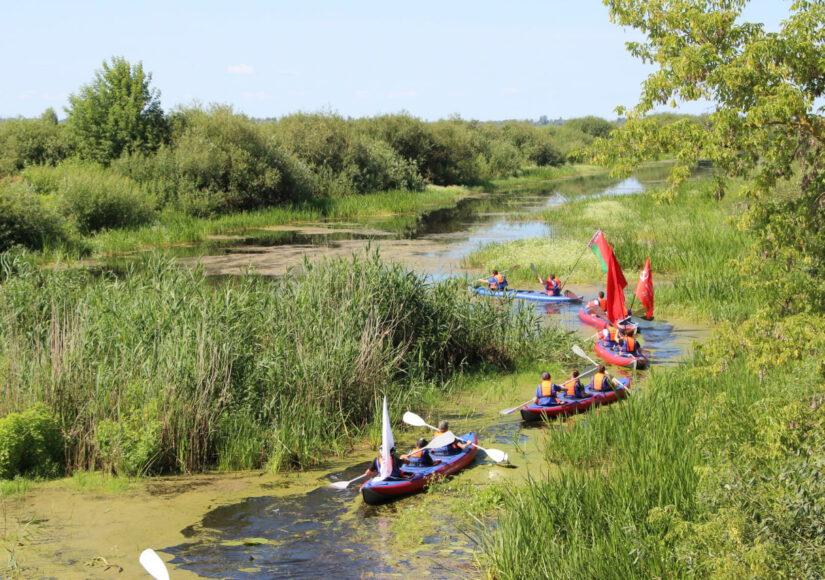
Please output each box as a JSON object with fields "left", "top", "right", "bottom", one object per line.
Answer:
{"left": 469, "top": 175, "right": 825, "bottom": 578}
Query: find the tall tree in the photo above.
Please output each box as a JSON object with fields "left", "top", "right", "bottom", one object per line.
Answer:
{"left": 65, "top": 57, "right": 166, "bottom": 165}
{"left": 591, "top": 0, "right": 825, "bottom": 313}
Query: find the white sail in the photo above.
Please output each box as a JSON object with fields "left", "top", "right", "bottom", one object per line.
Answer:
{"left": 377, "top": 396, "right": 395, "bottom": 481}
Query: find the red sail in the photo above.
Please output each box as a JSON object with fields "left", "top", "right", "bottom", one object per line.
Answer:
{"left": 635, "top": 257, "right": 654, "bottom": 319}
{"left": 606, "top": 246, "right": 628, "bottom": 324}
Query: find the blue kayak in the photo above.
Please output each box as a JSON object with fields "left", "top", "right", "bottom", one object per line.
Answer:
{"left": 469, "top": 286, "right": 583, "bottom": 303}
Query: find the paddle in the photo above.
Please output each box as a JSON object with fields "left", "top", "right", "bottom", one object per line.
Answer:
{"left": 572, "top": 344, "right": 620, "bottom": 392}
{"left": 329, "top": 473, "right": 367, "bottom": 490}
{"left": 563, "top": 289, "right": 583, "bottom": 302}
{"left": 139, "top": 549, "right": 170, "bottom": 580}
{"left": 499, "top": 367, "right": 599, "bottom": 415}
{"left": 530, "top": 263, "right": 543, "bottom": 286}
{"left": 401, "top": 412, "right": 508, "bottom": 463}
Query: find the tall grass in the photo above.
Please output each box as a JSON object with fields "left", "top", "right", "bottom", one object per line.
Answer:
{"left": 0, "top": 251, "right": 546, "bottom": 475}
{"left": 475, "top": 353, "right": 825, "bottom": 578}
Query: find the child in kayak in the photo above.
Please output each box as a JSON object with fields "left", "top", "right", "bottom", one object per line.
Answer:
{"left": 533, "top": 371, "right": 561, "bottom": 406}
{"left": 364, "top": 446, "right": 407, "bottom": 480}
{"left": 431, "top": 420, "right": 469, "bottom": 455}
{"left": 589, "top": 364, "right": 616, "bottom": 393}
{"left": 538, "top": 274, "right": 561, "bottom": 296}
{"left": 562, "top": 369, "right": 586, "bottom": 399}
{"left": 487, "top": 269, "right": 508, "bottom": 290}
{"left": 400, "top": 438, "right": 442, "bottom": 467}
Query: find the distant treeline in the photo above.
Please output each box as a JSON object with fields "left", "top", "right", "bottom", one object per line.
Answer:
{"left": 0, "top": 58, "right": 656, "bottom": 253}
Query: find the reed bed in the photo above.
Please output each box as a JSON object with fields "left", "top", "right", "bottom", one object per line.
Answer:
{"left": 0, "top": 251, "right": 547, "bottom": 476}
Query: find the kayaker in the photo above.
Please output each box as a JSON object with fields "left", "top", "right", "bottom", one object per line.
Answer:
{"left": 618, "top": 328, "right": 641, "bottom": 355}
{"left": 400, "top": 438, "right": 442, "bottom": 467}
{"left": 563, "top": 369, "right": 586, "bottom": 399}
{"left": 588, "top": 291, "right": 607, "bottom": 312}
{"left": 540, "top": 274, "right": 561, "bottom": 296}
{"left": 533, "top": 371, "right": 561, "bottom": 406}
{"left": 600, "top": 324, "right": 619, "bottom": 347}
{"left": 487, "top": 269, "right": 508, "bottom": 290}
{"left": 431, "top": 420, "right": 469, "bottom": 454}
{"left": 364, "top": 446, "right": 406, "bottom": 480}
{"left": 589, "top": 364, "right": 615, "bottom": 392}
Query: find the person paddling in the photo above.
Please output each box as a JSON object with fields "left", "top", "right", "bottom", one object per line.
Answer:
{"left": 618, "top": 328, "right": 641, "bottom": 355}
{"left": 563, "top": 369, "right": 586, "bottom": 399}
{"left": 532, "top": 371, "right": 561, "bottom": 406}
{"left": 538, "top": 273, "right": 561, "bottom": 296}
{"left": 400, "top": 438, "right": 442, "bottom": 467}
{"left": 589, "top": 364, "right": 616, "bottom": 392}
{"left": 588, "top": 291, "right": 607, "bottom": 312}
{"left": 487, "top": 269, "right": 508, "bottom": 291}
{"left": 431, "top": 420, "right": 469, "bottom": 454}
{"left": 364, "top": 446, "right": 406, "bottom": 480}
{"left": 600, "top": 323, "right": 619, "bottom": 347}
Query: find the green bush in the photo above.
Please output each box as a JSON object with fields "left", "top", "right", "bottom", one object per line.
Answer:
{"left": 94, "top": 402, "right": 162, "bottom": 476}
{"left": 0, "top": 113, "right": 70, "bottom": 177}
{"left": 340, "top": 136, "right": 424, "bottom": 194}
{"left": 54, "top": 164, "right": 156, "bottom": 233}
{"left": 0, "top": 403, "right": 64, "bottom": 480}
{"left": 0, "top": 179, "right": 65, "bottom": 251}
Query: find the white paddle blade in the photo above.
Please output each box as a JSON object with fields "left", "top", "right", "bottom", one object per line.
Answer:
{"left": 426, "top": 431, "right": 456, "bottom": 449}
{"left": 329, "top": 480, "right": 351, "bottom": 490}
{"left": 402, "top": 411, "right": 428, "bottom": 427}
{"left": 139, "top": 549, "right": 170, "bottom": 580}
{"left": 484, "top": 448, "right": 508, "bottom": 463}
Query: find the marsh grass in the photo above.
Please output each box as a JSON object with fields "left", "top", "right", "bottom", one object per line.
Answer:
{"left": 0, "top": 251, "right": 549, "bottom": 475}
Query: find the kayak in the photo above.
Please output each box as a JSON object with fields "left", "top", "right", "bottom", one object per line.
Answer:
{"left": 578, "top": 307, "right": 637, "bottom": 331}
{"left": 520, "top": 378, "right": 631, "bottom": 421}
{"left": 360, "top": 432, "right": 478, "bottom": 505}
{"left": 594, "top": 340, "right": 649, "bottom": 369}
{"left": 469, "top": 286, "right": 583, "bottom": 303}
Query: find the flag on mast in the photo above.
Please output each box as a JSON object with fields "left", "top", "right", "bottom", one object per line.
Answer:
{"left": 377, "top": 396, "right": 394, "bottom": 481}
{"left": 588, "top": 229, "right": 612, "bottom": 273}
{"left": 635, "top": 257, "right": 654, "bottom": 319}
{"left": 606, "top": 247, "right": 628, "bottom": 324}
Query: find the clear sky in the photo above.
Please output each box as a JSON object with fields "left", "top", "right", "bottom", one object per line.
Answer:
{"left": 0, "top": 1, "right": 788, "bottom": 121}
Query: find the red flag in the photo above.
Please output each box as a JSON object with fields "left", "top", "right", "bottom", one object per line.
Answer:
{"left": 635, "top": 257, "right": 654, "bottom": 319}
{"left": 606, "top": 246, "right": 628, "bottom": 324}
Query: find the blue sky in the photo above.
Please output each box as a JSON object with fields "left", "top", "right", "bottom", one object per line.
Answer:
{"left": 0, "top": 1, "right": 787, "bottom": 121}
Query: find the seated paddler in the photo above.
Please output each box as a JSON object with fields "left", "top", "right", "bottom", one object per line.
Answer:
{"left": 589, "top": 364, "right": 615, "bottom": 393}
{"left": 364, "top": 446, "right": 406, "bottom": 480}
{"left": 618, "top": 328, "right": 641, "bottom": 355}
{"left": 400, "top": 438, "right": 442, "bottom": 468}
{"left": 487, "top": 269, "right": 508, "bottom": 290}
{"left": 541, "top": 274, "right": 561, "bottom": 296}
{"left": 431, "top": 420, "right": 469, "bottom": 455}
{"left": 562, "top": 369, "right": 586, "bottom": 399}
{"left": 533, "top": 371, "right": 561, "bottom": 406}
{"left": 600, "top": 324, "right": 619, "bottom": 347}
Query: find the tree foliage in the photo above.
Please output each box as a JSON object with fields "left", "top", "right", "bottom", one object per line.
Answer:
{"left": 65, "top": 57, "right": 166, "bottom": 165}
{"left": 591, "top": 0, "right": 825, "bottom": 313}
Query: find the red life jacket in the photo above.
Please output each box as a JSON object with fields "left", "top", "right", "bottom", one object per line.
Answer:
{"left": 592, "top": 372, "right": 607, "bottom": 392}
{"left": 545, "top": 278, "right": 559, "bottom": 294}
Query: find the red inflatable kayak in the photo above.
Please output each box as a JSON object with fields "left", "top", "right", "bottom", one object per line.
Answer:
{"left": 519, "top": 378, "right": 631, "bottom": 421}
{"left": 593, "top": 340, "right": 649, "bottom": 369}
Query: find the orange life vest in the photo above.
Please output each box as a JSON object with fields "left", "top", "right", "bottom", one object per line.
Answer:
{"left": 566, "top": 380, "right": 579, "bottom": 397}
{"left": 603, "top": 326, "right": 618, "bottom": 341}
{"left": 624, "top": 336, "right": 637, "bottom": 353}
{"left": 598, "top": 298, "right": 607, "bottom": 310}
{"left": 592, "top": 372, "right": 607, "bottom": 392}
{"left": 539, "top": 379, "right": 555, "bottom": 397}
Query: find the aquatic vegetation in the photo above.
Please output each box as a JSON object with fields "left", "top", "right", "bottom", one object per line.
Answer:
{"left": 0, "top": 251, "right": 549, "bottom": 475}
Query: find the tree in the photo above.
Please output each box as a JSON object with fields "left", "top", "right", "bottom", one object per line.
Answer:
{"left": 65, "top": 57, "right": 166, "bottom": 165}
{"left": 591, "top": 0, "right": 825, "bottom": 313}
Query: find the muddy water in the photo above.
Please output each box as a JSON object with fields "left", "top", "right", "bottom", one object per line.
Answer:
{"left": 176, "top": 164, "right": 684, "bottom": 279}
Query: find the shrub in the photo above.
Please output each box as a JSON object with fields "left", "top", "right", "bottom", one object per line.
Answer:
{"left": 0, "top": 403, "right": 64, "bottom": 480}
{"left": 340, "top": 137, "right": 424, "bottom": 194}
{"left": 0, "top": 179, "right": 65, "bottom": 251}
{"left": 0, "top": 114, "right": 70, "bottom": 177}
{"left": 94, "top": 402, "right": 162, "bottom": 476}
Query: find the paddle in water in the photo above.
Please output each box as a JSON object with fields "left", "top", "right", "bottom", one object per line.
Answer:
{"left": 329, "top": 473, "right": 368, "bottom": 490}
{"left": 139, "top": 549, "right": 170, "bottom": 580}
{"left": 401, "top": 412, "right": 508, "bottom": 463}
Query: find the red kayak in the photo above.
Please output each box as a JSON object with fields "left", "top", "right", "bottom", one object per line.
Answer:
{"left": 594, "top": 340, "right": 649, "bottom": 369}
{"left": 520, "top": 378, "right": 631, "bottom": 421}
{"left": 360, "top": 432, "right": 478, "bottom": 505}
{"left": 578, "top": 307, "right": 637, "bottom": 332}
